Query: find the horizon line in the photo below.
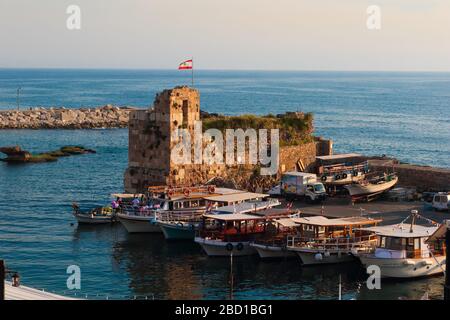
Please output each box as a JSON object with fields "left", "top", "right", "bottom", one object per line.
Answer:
{"left": 1, "top": 67, "right": 450, "bottom": 73}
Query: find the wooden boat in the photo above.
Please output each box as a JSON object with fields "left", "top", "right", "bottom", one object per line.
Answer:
{"left": 250, "top": 217, "right": 299, "bottom": 259}
{"left": 286, "top": 216, "right": 381, "bottom": 265}
{"left": 72, "top": 203, "right": 115, "bottom": 225}
{"left": 195, "top": 208, "right": 293, "bottom": 256}
{"left": 344, "top": 172, "right": 398, "bottom": 202}
{"left": 356, "top": 211, "right": 446, "bottom": 278}
{"left": 158, "top": 198, "right": 280, "bottom": 240}
{"left": 316, "top": 154, "right": 369, "bottom": 187}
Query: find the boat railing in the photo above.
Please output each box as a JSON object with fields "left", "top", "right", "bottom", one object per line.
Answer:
{"left": 286, "top": 234, "right": 378, "bottom": 251}
{"left": 157, "top": 211, "right": 203, "bottom": 223}
{"left": 120, "top": 205, "right": 157, "bottom": 218}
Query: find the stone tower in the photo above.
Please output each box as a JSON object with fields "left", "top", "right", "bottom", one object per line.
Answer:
{"left": 124, "top": 86, "right": 201, "bottom": 193}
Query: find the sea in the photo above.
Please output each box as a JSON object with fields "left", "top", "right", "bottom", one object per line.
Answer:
{"left": 0, "top": 69, "right": 449, "bottom": 300}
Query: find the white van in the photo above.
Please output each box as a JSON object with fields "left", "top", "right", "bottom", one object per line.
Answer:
{"left": 432, "top": 192, "right": 450, "bottom": 211}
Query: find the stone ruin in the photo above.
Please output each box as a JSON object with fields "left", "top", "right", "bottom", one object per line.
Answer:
{"left": 124, "top": 86, "right": 333, "bottom": 193}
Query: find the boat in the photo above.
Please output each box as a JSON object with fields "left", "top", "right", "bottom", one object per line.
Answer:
{"left": 158, "top": 197, "right": 279, "bottom": 240}
{"left": 286, "top": 216, "right": 381, "bottom": 265}
{"left": 316, "top": 154, "right": 369, "bottom": 187}
{"left": 345, "top": 172, "right": 398, "bottom": 202}
{"left": 71, "top": 203, "right": 115, "bottom": 225}
{"left": 116, "top": 186, "right": 269, "bottom": 233}
{"left": 195, "top": 208, "right": 293, "bottom": 256}
{"left": 250, "top": 217, "right": 299, "bottom": 259}
{"left": 356, "top": 211, "right": 446, "bottom": 278}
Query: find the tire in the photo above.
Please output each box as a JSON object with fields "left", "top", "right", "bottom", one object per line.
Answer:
{"left": 236, "top": 243, "right": 244, "bottom": 251}
{"left": 226, "top": 243, "right": 233, "bottom": 252}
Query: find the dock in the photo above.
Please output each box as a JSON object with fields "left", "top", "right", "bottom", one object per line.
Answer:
{"left": 4, "top": 281, "right": 79, "bottom": 300}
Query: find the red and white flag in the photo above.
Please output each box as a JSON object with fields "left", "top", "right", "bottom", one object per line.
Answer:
{"left": 178, "top": 59, "right": 193, "bottom": 70}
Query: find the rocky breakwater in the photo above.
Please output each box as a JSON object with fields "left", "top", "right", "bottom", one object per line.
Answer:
{"left": 0, "top": 105, "right": 136, "bottom": 129}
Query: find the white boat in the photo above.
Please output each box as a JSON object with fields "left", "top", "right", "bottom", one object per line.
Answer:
{"left": 156, "top": 191, "right": 274, "bottom": 239}
{"left": 356, "top": 211, "right": 446, "bottom": 278}
{"left": 117, "top": 186, "right": 269, "bottom": 234}
{"left": 345, "top": 173, "right": 398, "bottom": 202}
{"left": 286, "top": 216, "right": 381, "bottom": 265}
{"left": 72, "top": 203, "right": 115, "bottom": 225}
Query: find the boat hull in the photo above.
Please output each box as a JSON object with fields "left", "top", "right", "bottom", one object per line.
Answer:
{"left": 194, "top": 237, "right": 257, "bottom": 257}
{"left": 117, "top": 213, "right": 161, "bottom": 233}
{"left": 159, "top": 222, "right": 196, "bottom": 240}
{"left": 291, "top": 249, "right": 356, "bottom": 265}
{"left": 73, "top": 213, "right": 113, "bottom": 224}
{"left": 345, "top": 176, "right": 398, "bottom": 199}
{"left": 358, "top": 254, "right": 446, "bottom": 278}
{"left": 251, "top": 243, "right": 296, "bottom": 259}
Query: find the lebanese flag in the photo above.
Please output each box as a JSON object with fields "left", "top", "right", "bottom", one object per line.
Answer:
{"left": 178, "top": 59, "right": 193, "bottom": 70}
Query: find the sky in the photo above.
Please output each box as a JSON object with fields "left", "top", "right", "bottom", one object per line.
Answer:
{"left": 0, "top": 0, "right": 449, "bottom": 71}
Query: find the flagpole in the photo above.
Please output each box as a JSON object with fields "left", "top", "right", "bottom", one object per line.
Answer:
{"left": 191, "top": 57, "right": 194, "bottom": 87}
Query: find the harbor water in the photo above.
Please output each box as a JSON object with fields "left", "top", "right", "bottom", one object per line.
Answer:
{"left": 0, "top": 70, "right": 449, "bottom": 299}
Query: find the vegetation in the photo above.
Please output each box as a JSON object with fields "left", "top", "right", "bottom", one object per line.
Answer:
{"left": 202, "top": 112, "right": 315, "bottom": 146}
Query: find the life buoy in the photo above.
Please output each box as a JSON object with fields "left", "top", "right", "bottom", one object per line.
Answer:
{"left": 342, "top": 173, "right": 348, "bottom": 179}
{"left": 183, "top": 188, "right": 190, "bottom": 197}
{"left": 321, "top": 176, "right": 327, "bottom": 182}
{"left": 177, "top": 222, "right": 184, "bottom": 228}
{"left": 236, "top": 243, "right": 244, "bottom": 251}
{"left": 208, "top": 185, "right": 216, "bottom": 193}
{"left": 226, "top": 243, "right": 234, "bottom": 252}
{"left": 168, "top": 189, "right": 174, "bottom": 197}
{"left": 353, "top": 170, "right": 358, "bottom": 177}
{"left": 335, "top": 174, "right": 341, "bottom": 180}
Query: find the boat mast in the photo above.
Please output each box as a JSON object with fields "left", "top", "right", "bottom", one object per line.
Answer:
{"left": 409, "top": 210, "right": 418, "bottom": 233}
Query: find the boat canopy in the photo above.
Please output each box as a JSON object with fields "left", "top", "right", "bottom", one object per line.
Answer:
{"left": 291, "top": 216, "right": 380, "bottom": 227}
{"left": 212, "top": 200, "right": 277, "bottom": 215}
{"left": 204, "top": 192, "right": 268, "bottom": 203}
{"left": 111, "top": 193, "right": 144, "bottom": 199}
{"left": 203, "top": 213, "right": 266, "bottom": 221}
{"left": 316, "top": 153, "right": 362, "bottom": 161}
{"left": 426, "top": 222, "right": 448, "bottom": 242}
{"left": 275, "top": 218, "right": 299, "bottom": 228}
{"left": 358, "top": 224, "right": 439, "bottom": 238}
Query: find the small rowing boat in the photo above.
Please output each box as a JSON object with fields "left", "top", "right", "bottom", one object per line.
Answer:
{"left": 72, "top": 203, "right": 115, "bottom": 224}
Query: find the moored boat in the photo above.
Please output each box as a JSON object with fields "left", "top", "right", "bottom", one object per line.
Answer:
{"left": 72, "top": 203, "right": 115, "bottom": 225}
{"left": 345, "top": 172, "right": 398, "bottom": 202}
{"left": 156, "top": 191, "right": 275, "bottom": 239}
{"left": 356, "top": 211, "right": 446, "bottom": 278}
{"left": 195, "top": 208, "right": 293, "bottom": 256}
{"left": 286, "top": 216, "right": 381, "bottom": 265}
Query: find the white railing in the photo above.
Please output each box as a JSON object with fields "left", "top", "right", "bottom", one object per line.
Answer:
{"left": 286, "top": 235, "right": 378, "bottom": 252}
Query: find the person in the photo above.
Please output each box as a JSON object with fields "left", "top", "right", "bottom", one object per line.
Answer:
{"left": 111, "top": 199, "right": 119, "bottom": 213}
{"left": 132, "top": 197, "right": 140, "bottom": 208}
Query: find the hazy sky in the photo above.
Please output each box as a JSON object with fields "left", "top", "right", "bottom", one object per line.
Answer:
{"left": 1, "top": 0, "right": 449, "bottom": 71}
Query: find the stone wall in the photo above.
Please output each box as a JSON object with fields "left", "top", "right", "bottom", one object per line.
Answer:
{"left": 369, "top": 159, "right": 450, "bottom": 192}
{"left": 0, "top": 106, "right": 133, "bottom": 129}
{"left": 124, "top": 86, "right": 333, "bottom": 193}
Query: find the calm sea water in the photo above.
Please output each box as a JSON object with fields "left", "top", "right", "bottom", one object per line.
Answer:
{"left": 0, "top": 69, "right": 448, "bottom": 299}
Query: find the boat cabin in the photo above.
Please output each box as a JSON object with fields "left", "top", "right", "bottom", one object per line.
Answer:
{"left": 290, "top": 216, "right": 381, "bottom": 239}
{"left": 359, "top": 224, "right": 440, "bottom": 259}
{"left": 198, "top": 213, "right": 268, "bottom": 242}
